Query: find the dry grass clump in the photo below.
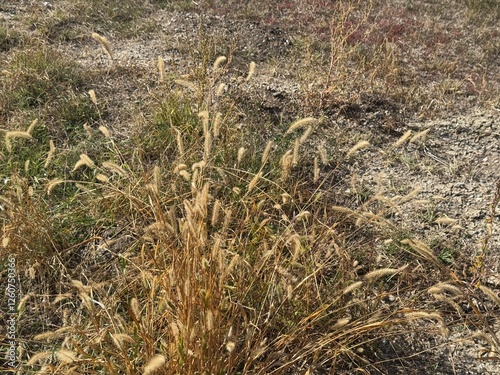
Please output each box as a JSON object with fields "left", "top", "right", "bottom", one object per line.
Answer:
{"left": 1, "top": 50, "right": 498, "bottom": 374}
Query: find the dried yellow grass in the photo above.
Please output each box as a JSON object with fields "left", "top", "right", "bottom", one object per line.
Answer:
{"left": 95, "top": 173, "right": 109, "bottom": 183}
{"left": 286, "top": 117, "right": 317, "bottom": 134}
{"left": 91, "top": 32, "right": 113, "bottom": 61}
{"left": 347, "top": 140, "right": 370, "bottom": 156}
{"left": 198, "top": 110, "right": 209, "bottom": 135}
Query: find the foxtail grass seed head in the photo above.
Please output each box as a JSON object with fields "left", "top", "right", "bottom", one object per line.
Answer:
{"left": 364, "top": 265, "right": 407, "bottom": 282}
{"left": 428, "top": 283, "right": 463, "bottom": 297}
{"left": 130, "top": 298, "right": 140, "bottom": 320}
{"left": 299, "top": 125, "right": 313, "bottom": 143}
{"left": 88, "top": 89, "right": 98, "bottom": 105}
{"left": 261, "top": 141, "right": 273, "bottom": 166}
{"left": 342, "top": 281, "right": 364, "bottom": 294}
{"left": 47, "top": 178, "right": 64, "bottom": 195}
{"left": 246, "top": 61, "right": 256, "bottom": 81}
{"left": 313, "top": 156, "right": 320, "bottom": 183}
{"left": 280, "top": 149, "right": 293, "bottom": 180}
{"left": 333, "top": 318, "right": 350, "bottom": 328}
{"left": 26, "top": 118, "right": 38, "bottom": 135}
{"left": 317, "top": 145, "right": 328, "bottom": 164}
{"left": 213, "top": 112, "right": 222, "bottom": 138}
{"left": 226, "top": 341, "right": 236, "bottom": 353}
{"left": 55, "top": 348, "right": 76, "bottom": 364}
{"left": 83, "top": 123, "right": 93, "bottom": 137}
{"left": 143, "top": 354, "right": 166, "bottom": 374}
{"left": 72, "top": 154, "right": 95, "bottom": 172}
{"left": 198, "top": 110, "right": 209, "bottom": 134}
{"left": 192, "top": 160, "right": 206, "bottom": 170}
{"left": 5, "top": 131, "right": 31, "bottom": 151}
{"left": 157, "top": 56, "right": 165, "bottom": 82}
{"left": 216, "top": 82, "right": 226, "bottom": 97}
{"left": 211, "top": 199, "right": 222, "bottom": 226}
{"left": 286, "top": 117, "right": 317, "bottom": 134}
{"left": 347, "top": 140, "right": 370, "bottom": 156}
{"left": 213, "top": 55, "right": 227, "bottom": 70}
{"left": 175, "top": 79, "right": 197, "bottom": 91}
{"left": 179, "top": 170, "right": 191, "bottom": 181}
{"left": 96, "top": 174, "right": 109, "bottom": 183}
{"left": 102, "top": 161, "right": 127, "bottom": 177}
{"left": 292, "top": 138, "right": 300, "bottom": 166}
{"left": 434, "top": 216, "right": 457, "bottom": 225}
{"left": 203, "top": 131, "right": 212, "bottom": 163}
{"left": 44, "top": 140, "right": 55, "bottom": 168}
{"left": 393, "top": 129, "right": 412, "bottom": 148}
{"left": 174, "top": 128, "right": 184, "bottom": 155}
{"left": 98, "top": 125, "right": 110, "bottom": 138}
{"left": 24, "top": 159, "right": 30, "bottom": 172}
{"left": 247, "top": 172, "right": 262, "bottom": 193}
{"left": 174, "top": 163, "right": 187, "bottom": 173}
{"left": 26, "top": 351, "right": 52, "bottom": 366}
{"left": 479, "top": 285, "right": 500, "bottom": 305}
{"left": 410, "top": 128, "right": 430, "bottom": 143}
{"left": 91, "top": 32, "right": 113, "bottom": 61}
{"left": 237, "top": 147, "right": 246, "bottom": 164}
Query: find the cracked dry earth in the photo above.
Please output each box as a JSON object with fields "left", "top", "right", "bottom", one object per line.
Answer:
{"left": 3, "top": 3, "right": 500, "bottom": 374}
